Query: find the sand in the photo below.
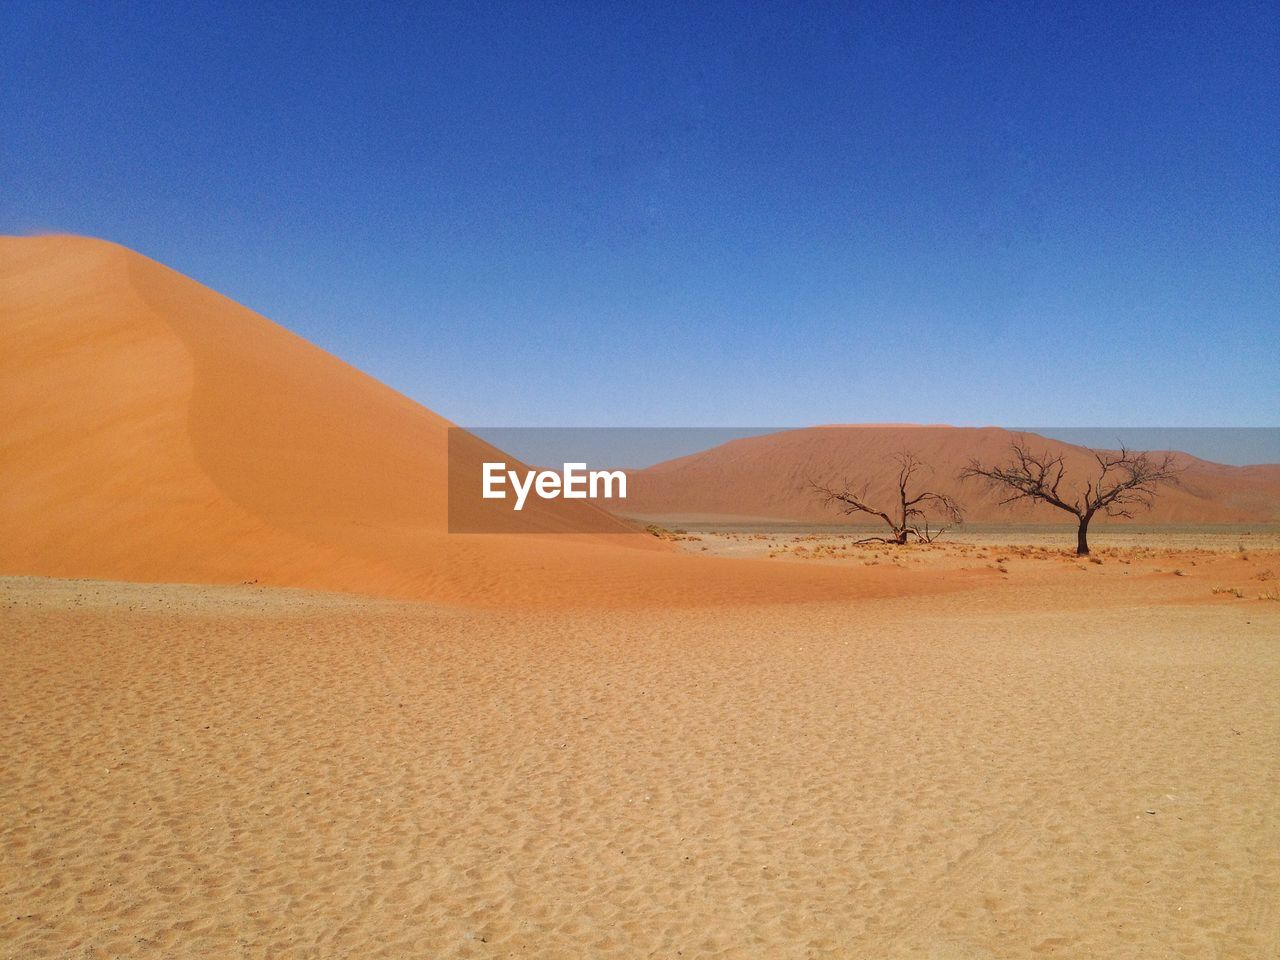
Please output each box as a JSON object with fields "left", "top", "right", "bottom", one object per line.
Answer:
{"left": 3, "top": 552, "right": 1278, "bottom": 959}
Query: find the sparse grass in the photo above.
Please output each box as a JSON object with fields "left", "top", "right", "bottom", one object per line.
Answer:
{"left": 645, "top": 524, "right": 701, "bottom": 543}
{"left": 1212, "top": 586, "right": 1245, "bottom": 598}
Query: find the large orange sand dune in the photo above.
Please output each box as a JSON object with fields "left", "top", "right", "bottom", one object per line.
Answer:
{"left": 0, "top": 235, "right": 907, "bottom": 607}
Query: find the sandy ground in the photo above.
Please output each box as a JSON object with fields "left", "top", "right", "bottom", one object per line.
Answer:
{"left": 653, "top": 524, "right": 1280, "bottom": 572}
{"left": 636, "top": 521, "right": 1280, "bottom": 555}
{"left": 3, "top": 551, "right": 1279, "bottom": 960}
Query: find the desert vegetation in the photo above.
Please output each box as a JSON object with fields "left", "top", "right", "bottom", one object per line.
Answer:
{"left": 962, "top": 439, "right": 1181, "bottom": 555}
{"left": 809, "top": 452, "right": 963, "bottom": 544}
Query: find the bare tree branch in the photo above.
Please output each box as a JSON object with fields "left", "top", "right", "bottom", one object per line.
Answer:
{"left": 809, "top": 451, "right": 963, "bottom": 545}
{"left": 960, "top": 437, "right": 1181, "bottom": 554}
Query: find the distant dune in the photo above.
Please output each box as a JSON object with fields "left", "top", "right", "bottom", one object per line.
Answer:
{"left": 0, "top": 236, "right": 911, "bottom": 606}
{"left": 624, "top": 426, "right": 1280, "bottom": 525}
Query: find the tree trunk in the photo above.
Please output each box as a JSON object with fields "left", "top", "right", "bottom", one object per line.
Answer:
{"left": 1076, "top": 513, "right": 1091, "bottom": 555}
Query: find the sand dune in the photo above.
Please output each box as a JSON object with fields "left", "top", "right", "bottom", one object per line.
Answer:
{"left": 0, "top": 235, "right": 946, "bottom": 607}
{"left": 6, "top": 236, "right": 1272, "bottom": 601}
{"left": 624, "top": 425, "right": 1280, "bottom": 526}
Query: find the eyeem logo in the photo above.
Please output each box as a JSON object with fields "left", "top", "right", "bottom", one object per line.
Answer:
{"left": 482, "top": 462, "right": 627, "bottom": 511}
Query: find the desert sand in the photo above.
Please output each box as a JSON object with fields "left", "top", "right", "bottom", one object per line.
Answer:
{"left": 3, "top": 555, "right": 1279, "bottom": 960}
{"left": 4, "top": 236, "right": 1279, "bottom": 958}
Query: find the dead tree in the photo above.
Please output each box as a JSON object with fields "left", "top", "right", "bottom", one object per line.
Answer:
{"left": 810, "top": 452, "right": 963, "bottom": 544}
{"left": 961, "top": 439, "right": 1180, "bottom": 555}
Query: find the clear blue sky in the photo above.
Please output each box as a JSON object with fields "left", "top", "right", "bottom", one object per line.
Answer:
{"left": 3, "top": 1, "right": 1277, "bottom": 430}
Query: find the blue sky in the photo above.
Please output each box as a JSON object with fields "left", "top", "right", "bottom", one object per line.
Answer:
{"left": 3, "top": 0, "right": 1277, "bottom": 431}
